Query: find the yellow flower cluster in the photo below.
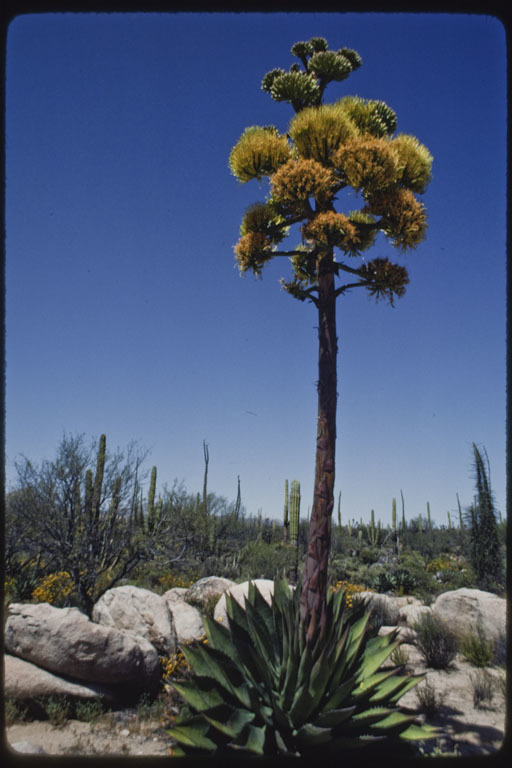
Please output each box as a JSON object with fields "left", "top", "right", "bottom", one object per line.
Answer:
{"left": 425, "top": 555, "right": 463, "bottom": 573}
{"left": 32, "top": 571, "right": 75, "bottom": 605}
{"left": 161, "top": 635, "right": 208, "bottom": 682}
{"left": 330, "top": 580, "right": 370, "bottom": 610}
{"left": 158, "top": 573, "right": 194, "bottom": 591}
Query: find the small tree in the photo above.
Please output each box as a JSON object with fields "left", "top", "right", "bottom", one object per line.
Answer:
{"left": 230, "top": 36, "right": 432, "bottom": 642}
{"left": 10, "top": 433, "right": 168, "bottom": 615}
{"left": 466, "top": 443, "right": 503, "bottom": 592}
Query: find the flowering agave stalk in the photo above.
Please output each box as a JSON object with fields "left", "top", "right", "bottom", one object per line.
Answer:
{"left": 168, "top": 580, "right": 437, "bottom": 757}
{"left": 229, "top": 37, "right": 432, "bottom": 643}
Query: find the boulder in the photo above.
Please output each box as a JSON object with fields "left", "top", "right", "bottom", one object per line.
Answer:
{"left": 432, "top": 588, "right": 506, "bottom": 644}
{"left": 9, "top": 741, "right": 47, "bottom": 755}
{"left": 92, "top": 585, "right": 177, "bottom": 655}
{"left": 398, "top": 603, "right": 432, "bottom": 628}
{"left": 164, "top": 591, "right": 205, "bottom": 643}
{"left": 213, "top": 579, "right": 277, "bottom": 624}
{"left": 184, "top": 577, "right": 237, "bottom": 611}
{"left": 4, "top": 654, "right": 118, "bottom": 705}
{"left": 5, "top": 603, "right": 160, "bottom": 691}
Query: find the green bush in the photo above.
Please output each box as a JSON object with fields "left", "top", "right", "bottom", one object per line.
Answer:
{"left": 5, "top": 698, "right": 29, "bottom": 725}
{"left": 38, "top": 696, "right": 71, "bottom": 726}
{"left": 414, "top": 679, "right": 447, "bottom": 716}
{"left": 74, "top": 699, "right": 106, "bottom": 724}
{"left": 413, "top": 613, "right": 458, "bottom": 669}
{"left": 168, "top": 580, "right": 437, "bottom": 757}
{"left": 470, "top": 669, "right": 495, "bottom": 708}
{"left": 237, "top": 539, "right": 299, "bottom": 580}
{"left": 459, "top": 622, "right": 494, "bottom": 668}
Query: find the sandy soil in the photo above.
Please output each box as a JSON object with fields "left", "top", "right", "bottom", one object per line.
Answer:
{"left": 5, "top": 651, "right": 507, "bottom": 758}
{"left": 6, "top": 709, "right": 175, "bottom": 757}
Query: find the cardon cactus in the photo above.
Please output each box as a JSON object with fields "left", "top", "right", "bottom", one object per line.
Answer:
{"left": 168, "top": 580, "right": 436, "bottom": 757}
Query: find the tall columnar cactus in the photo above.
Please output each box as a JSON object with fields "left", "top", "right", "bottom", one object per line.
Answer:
{"left": 400, "top": 490, "right": 407, "bottom": 545}
{"left": 337, "top": 491, "right": 342, "bottom": 530}
{"left": 456, "top": 493, "right": 464, "bottom": 529}
{"left": 418, "top": 513, "right": 423, "bottom": 533}
{"left": 447, "top": 510, "right": 452, "bottom": 529}
{"left": 147, "top": 466, "right": 157, "bottom": 533}
{"left": 283, "top": 479, "right": 290, "bottom": 542}
{"left": 289, "top": 480, "right": 301, "bottom": 546}
{"left": 392, "top": 497, "right": 397, "bottom": 532}
{"left": 426, "top": 501, "right": 432, "bottom": 531}
{"left": 367, "top": 508, "right": 379, "bottom": 545}
{"left": 91, "top": 433, "right": 106, "bottom": 527}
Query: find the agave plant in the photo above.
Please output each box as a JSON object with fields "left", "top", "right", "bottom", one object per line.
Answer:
{"left": 168, "top": 579, "right": 437, "bottom": 757}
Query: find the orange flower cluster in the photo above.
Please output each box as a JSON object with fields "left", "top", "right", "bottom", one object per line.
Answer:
{"left": 302, "top": 211, "right": 360, "bottom": 253}
{"left": 365, "top": 188, "right": 427, "bottom": 249}
{"left": 332, "top": 137, "right": 401, "bottom": 194}
{"left": 270, "top": 157, "right": 337, "bottom": 212}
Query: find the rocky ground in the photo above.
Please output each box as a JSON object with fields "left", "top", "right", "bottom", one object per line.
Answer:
{"left": 6, "top": 649, "right": 507, "bottom": 758}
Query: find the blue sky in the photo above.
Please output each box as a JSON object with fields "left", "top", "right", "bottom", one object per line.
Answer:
{"left": 5, "top": 12, "right": 507, "bottom": 527}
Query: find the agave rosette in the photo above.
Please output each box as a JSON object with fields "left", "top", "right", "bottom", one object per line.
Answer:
{"left": 168, "top": 579, "right": 437, "bottom": 756}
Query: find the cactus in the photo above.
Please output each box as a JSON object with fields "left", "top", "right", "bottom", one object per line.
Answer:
{"left": 337, "top": 491, "right": 342, "bottom": 530}
{"left": 234, "top": 476, "right": 241, "bottom": 520}
{"left": 418, "top": 513, "right": 422, "bottom": 533}
{"left": 456, "top": 493, "right": 464, "bottom": 529}
{"left": 91, "top": 433, "right": 106, "bottom": 526}
{"left": 400, "top": 489, "right": 406, "bottom": 544}
{"left": 392, "top": 497, "right": 397, "bottom": 532}
{"left": 203, "top": 440, "right": 209, "bottom": 515}
{"left": 447, "top": 510, "right": 452, "bottom": 529}
{"left": 283, "top": 479, "right": 289, "bottom": 542}
{"left": 147, "top": 466, "right": 157, "bottom": 533}
{"left": 426, "top": 501, "right": 432, "bottom": 531}
{"left": 289, "top": 480, "right": 300, "bottom": 546}
{"left": 367, "top": 508, "right": 379, "bottom": 545}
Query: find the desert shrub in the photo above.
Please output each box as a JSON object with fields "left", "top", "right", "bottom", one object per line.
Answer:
{"left": 415, "top": 679, "right": 447, "bottom": 715}
{"left": 237, "top": 539, "right": 299, "bottom": 580}
{"left": 390, "top": 643, "right": 409, "bottom": 668}
{"left": 470, "top": 669, "right": 495, "bottom": 708}
{"left": 74, "top": 699, "right": 105, "bottom": 724}
{"left": 38, "top": 696, "right": 71, "bottom": 726}
{"left": 413, "top": 612, "right": 458, "bottom": 669}
{"left": 4, "top": 698, "right": 29, "bottom": 725}
{"left": 459, "top": 622, "right": 494, "bottom": 667}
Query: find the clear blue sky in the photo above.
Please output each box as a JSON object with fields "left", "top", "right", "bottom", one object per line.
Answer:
{"left": 5, "top": 12, "right": 507, "bottom": 527}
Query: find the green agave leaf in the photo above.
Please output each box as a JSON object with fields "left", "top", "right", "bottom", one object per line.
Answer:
{"left": 203, "top": 704, "right": 255, "bottom": 738}
{"left": 180, "top": 644, "right": 234, "bottom": 690}
{"left": 351, "top": 706, "right": 396, "bottom": 727}
{"left": 268, "top": 696, "right": 293, "bottom": 731}
{"left": 172, "top": 678, "right": 226, "bottom": 712}
{"left": 229, "top": 723, "right": 267, "bottom": 754}
{"left": 281, "top": 646, "right": 300, "bottom": 710}
{"left": 295, "top": 722, "right": 333, "bottom": 747}
{"left": 369, "top": 710, "right": 417, "bottom": 733}
{"left": 247, "top": 581, "right": 279, "bottom": 649}
{"left": 307, "top": 646, "right": 336, "bottom": 711}
{"left": 244, "top": 590, "right": 279, "bottom": 672}
{"left": 356, "top": 635, "right": 400, "bottom": 681}
{"left": 202, "top": 613, "right": 238, "bottom": 662}
{"left": 370, "top": 672, "right": 420, "bottom": 703}
{"left": 289, "top": 682, "right": 316, "bottom": 726}
{"left": 296, "top": 642, "right": 313, "bottom": 690}
{"left": 352, "top": 668, "right": 397, "bottom": 700}
{"left": 275, "top": 728, "right": 300, "bottom": 756}
{"left": 313, "top": 705, "right": 357, "bottom": 728}
{"left": 400, "top": 722, "right": 440, "bottom": 741}
{"left": 169, "top": 719, "right": 217, "bottom": 751}
{"left": 184, "top": 643, "right": 245, "bottom": 692}
{"left": 323, "top": 674, "right": 358, "bottom": 711}
{"left": 388, "top": 673, "right": 425, "bottom": 704}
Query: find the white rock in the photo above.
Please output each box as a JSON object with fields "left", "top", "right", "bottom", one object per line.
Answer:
{"left": 5, "top": 602, "right": 160, "bottom": 690}
{"left": 184, "top": 577, "right": 237, "bottom": 611}
{"left": 4, "top": 654, "right": 118, "bottom": 704}
{"left": 163, "top": 592, "right": 205, "bottom": 643}
{"left": 213, "top": 579, "right": 277, "bottom": 625}
{"left": 93, "top": 585, "right": 177, "bottom": 655}
{"left": 9, "top": 740, "right": 46, "bottom": 754}
{"left": 432, "top": 588, "right": 506, "bottom": 644}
